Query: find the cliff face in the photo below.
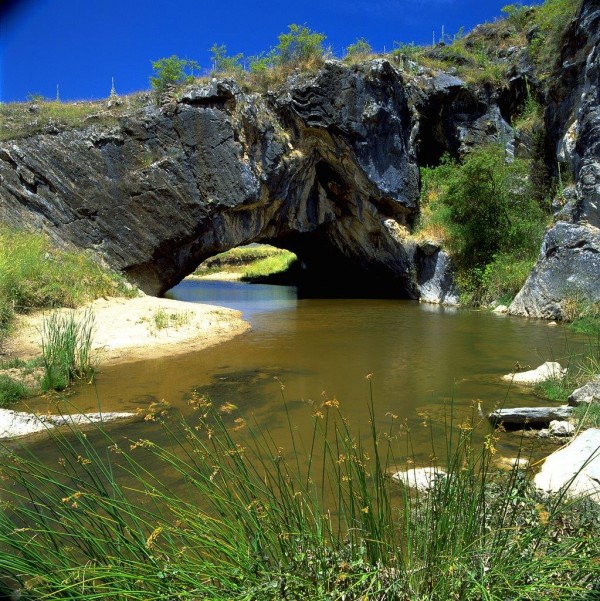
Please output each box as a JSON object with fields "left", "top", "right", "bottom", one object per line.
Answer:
{"left": 510, "top": 0, "right": 600, "bottom": 318}
{"left": 1, "top": 64, "right": 419, "bottom": 296}
{"left": 0, "top": 1, "right": 597, "bottom": 309}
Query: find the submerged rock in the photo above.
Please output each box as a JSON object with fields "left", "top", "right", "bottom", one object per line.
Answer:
{"left": 534, "top": 428, "right": 600, "bottom": 502}
{"left": 502, "top": 361, "right": 566, "bottom": 384}
{"left": 391, "top": 466, "right": 447, "bottom": 492}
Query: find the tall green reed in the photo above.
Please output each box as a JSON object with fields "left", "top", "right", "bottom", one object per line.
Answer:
{"left": 41, "top": 309, "right": 96, "bottom": 391}
{"left": 0, "top": 384, "right": 598, "bottom": 599}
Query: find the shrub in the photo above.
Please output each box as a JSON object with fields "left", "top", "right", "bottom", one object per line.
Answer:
{"left": 276, "top": 23, "right": 326, "bottom": 65}
{"left": 442, "top": 146, "right": 544, "bottom": 269}
{"left": 416, "top": 147, "right": 546, "bottom": 305}
{"left": 149, "top": 55, "right": 200, "bottom": 96}
{"left": 209, "top": 44, "right": 244, "bottom": 74}
{"left": 501, "top": 3, "right": 534, "bottom": 31}
{"left": 345, "top": 38, "right": 372, "bottom": 59}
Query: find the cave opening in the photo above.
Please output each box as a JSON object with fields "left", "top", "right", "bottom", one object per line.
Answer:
{"left": 186, "top": 225, "right": 413, "bottom": 300}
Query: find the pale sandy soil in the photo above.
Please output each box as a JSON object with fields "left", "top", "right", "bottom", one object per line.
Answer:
{"left": 4, "top": 295, "right": 250, "bottom": 367}
{"left": 185, "top": 271, "right": 243, "bottom": 281}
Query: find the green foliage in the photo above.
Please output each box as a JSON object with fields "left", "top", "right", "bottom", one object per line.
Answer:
{"left": 534, "top": 377, "right": 572, "bottom": 403}
{"left": 0, "top": 375, "right": 27, "bottom": 407}
{"left": 276, "top": 23, "right": 326, "bottom": 65}
{"left": 502, "top": 3, "right": 534, "bottom": 30}
{"left": 209, "top": 44, "right": 244, "bottom": 73}
{"left": 0, "top": 226, "right": 133, "bottom": 347}
{"left": 573, "top": 403, "right": 600, "bottom": 428}
{"left": 345, "top": 38, "right": 372, "bottom": 58}
{"left": 528, "top": 0, "right": 581, "bottom": 74}
{"left": 442, "top": 146, "right": 543, "bottom": 268}
{"left": 241, "top": 252, "right": 297, "bottom": 281}
{"left": 417, "top": 147, "right": 546, "bottom": 305}
{"left": 149, "top": 55, "right": 200, "bottom": 95}
{"left": 0, "top": 391, "right": 598, "bottom": 599}
{"left": 247, "top": 49, "right": 278, "bottom": 73}
{"left": 40, "top": 310, "right": 95, "bottom": 392}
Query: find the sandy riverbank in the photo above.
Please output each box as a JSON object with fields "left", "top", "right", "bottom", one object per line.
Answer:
{"left": 4, "top": 295, "right": 250, "bottom": 367}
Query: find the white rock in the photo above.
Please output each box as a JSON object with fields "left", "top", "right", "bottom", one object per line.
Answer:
{"left": 0, "top": 410, "right": 52, "bottom": 438}
{"left": 548, "top": 420, "right": 576, "bottom": 437}
{"left": 0, "top": 409, "right": 135, "bottom": 440}
{"left": 493, "top": 304, "right": 508, "bottom": 314}
{"left": 502, "top": 361, "right": 566, "bottom": 384}
{"left": 391, "top": 467, "right": 446, "bottom": 492}
{"left": 534, "top": 428, "right": 600, "bottom": 502}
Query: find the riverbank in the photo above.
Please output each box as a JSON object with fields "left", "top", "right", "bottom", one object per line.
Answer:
{"left": 3, "top": 295, "right": 250, "bottom": 367}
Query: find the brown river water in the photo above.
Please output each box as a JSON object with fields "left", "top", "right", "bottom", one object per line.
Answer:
{"left": 12, "top": 279, "right": 587, "bottom": 489}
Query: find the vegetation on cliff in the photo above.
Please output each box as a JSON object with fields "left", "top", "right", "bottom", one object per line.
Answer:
{"left": 417, "top": 145, "right": 547, "bottom": 305}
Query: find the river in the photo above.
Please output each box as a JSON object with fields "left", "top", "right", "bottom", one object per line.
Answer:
{"left": 16, "top": 279, "right": 583, "bottom": 470}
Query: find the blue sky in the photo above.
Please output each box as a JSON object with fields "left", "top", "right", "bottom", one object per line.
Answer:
{"left": 1, "top": 0, "right": 541, "bottom": 103}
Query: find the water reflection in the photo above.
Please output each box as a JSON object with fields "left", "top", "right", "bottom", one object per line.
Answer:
{"left": 165, "top": 279, "right": 298, "bottom": 320}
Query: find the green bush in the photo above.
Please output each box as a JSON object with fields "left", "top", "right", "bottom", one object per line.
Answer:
{"left": 443, "top": 146, "right": 544, "bottom": 268}
{"left": 0, "top": 375, "right": 27, "bottom": 407}
{"left": 417, "top": 146, "right": 546, "bottom": 305}
{"left": 345, "top": 38, "right": 372, "bottom": 59}
{"left": 209, "top": 44, "right": 244, "bottom": 74}
{"left": 276, "top": 23, "right": 326, "bottom": 65}
{"left": 149, "top": 55, "right": 200, "bottom": 96}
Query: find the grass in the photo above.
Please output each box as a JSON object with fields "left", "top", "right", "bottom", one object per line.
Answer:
{"left": 535, "top": 334, "right": 600, "bottom": 404}
{"left": 0, "top": 94, "right": 152, "bottom": 141}
{"left": 194, "top": 244, "right": 297, "bottom": 280}
{"left": 0, "top": 384, "right": 598, "bottom": 599}
{"left": 573, "top": 403, "right": 600, "bottom": 428}
{"left": 40, "top": 310, "right": 96, "bottom": 392}
{"left": 0, "top": 375, "right": 28, "bottom": 407}
{"left": 0, "top": 226, "right": 134, "bottom": 347}
{"left": 139, "top": 308, "right": 192, "bottom": 335}
{"left": 241, "top": 252, "right": 298, "bottom": 281}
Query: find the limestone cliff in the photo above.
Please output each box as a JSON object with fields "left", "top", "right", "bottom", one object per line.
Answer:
{"left": 510, "top": 0, "right": 600, "bottom": 318}
{"left": 0, "top": 59, "right": 510, "bottom": 298}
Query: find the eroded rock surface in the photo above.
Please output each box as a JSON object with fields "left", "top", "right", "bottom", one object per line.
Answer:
{"left": 568, "top": 375, "right": 600, "bottom": 406}
{"left": 0, "top": 65, "right": 422, "bottom": 297}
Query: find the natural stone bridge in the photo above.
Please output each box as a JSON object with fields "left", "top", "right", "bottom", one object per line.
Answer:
{"left": 0, "top": 60, "right": 512, "bottom": 302}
